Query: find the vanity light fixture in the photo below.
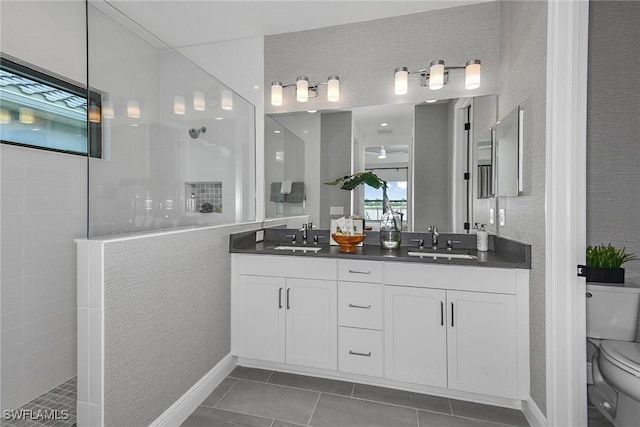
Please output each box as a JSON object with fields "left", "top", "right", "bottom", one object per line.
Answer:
{"left": 173, "top": 96, "right": 186, "bottom": 115}
{"left": 221, "top": 90, "right": 233, "bottom": 111}
{"left": 102, "top": 101, "right": 115, "bottom": 119}
{"left": 193, "top": 91, "right": 206, "bottom": 111}
{"left": 394, "top": 59, "right": 481, "bottom": 94}
{"left": 127, "top": 100, "right": 140, "bottom": 118}
{"left": 271, "top": 75, "right": 340, "bottom": 106}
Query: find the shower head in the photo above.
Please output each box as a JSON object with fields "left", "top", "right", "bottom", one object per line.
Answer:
{"left": 189, "top": 126, "right": 207, "bottom": 139}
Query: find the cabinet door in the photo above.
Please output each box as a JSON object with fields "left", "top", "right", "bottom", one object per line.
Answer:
{"left": 447, "top": 290, "right": 518, "bottom": 398}
{"left": 384, "top": 286, "right": 447, "bottom": 387}
{"left": 285, "top": 278, "right": 337, "bottom": 370}
{"left": 238, "top": 275, "right": 286, "bottom": 363}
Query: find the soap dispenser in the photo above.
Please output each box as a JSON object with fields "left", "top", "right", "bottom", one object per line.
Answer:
{"left": 476, "top": 224, "right": 488, "bottom": 252}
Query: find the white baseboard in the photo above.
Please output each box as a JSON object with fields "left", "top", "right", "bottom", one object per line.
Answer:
{"left": 522, "top": 397, "right": 546, "bottom": 427}
{"left": 149, "top": 354, "right": 237, "bottom": 427}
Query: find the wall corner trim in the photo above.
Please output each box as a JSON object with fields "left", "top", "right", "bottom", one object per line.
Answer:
{"left": 522, "top": 397, "right": 547, "bottom": 427}
{"left": 149, "top": 354, "right": 237, "bottom": 426}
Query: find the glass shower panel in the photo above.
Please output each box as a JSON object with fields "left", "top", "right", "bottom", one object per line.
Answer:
{"left": 87, "top": 2, "right": 255, "bottom": 238}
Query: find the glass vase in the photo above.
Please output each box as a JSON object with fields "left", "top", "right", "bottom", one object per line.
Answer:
{"left": 379, "top": 187, "right": 401, "bottom": 249}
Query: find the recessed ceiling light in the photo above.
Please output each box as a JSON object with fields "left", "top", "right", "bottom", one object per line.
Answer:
{"left": 274, "top": 130, "right": 281, "bottom": 134}
{"left": 380, "top": 122, "right": 389, "bottom": 127}
{"left": 253, "top": 85, "right": 260, "bottom": 90}
{"left": 426, "top": 99, "right": 437, "bottom": 103}
{"left": 307, "top": 110, "right": 317, "bottom": 113}
{"left": 303, "top": 130, "right": 309, "bottom": 134}
{"left": 214, "top": 117, "right": 223, "bottom": 120}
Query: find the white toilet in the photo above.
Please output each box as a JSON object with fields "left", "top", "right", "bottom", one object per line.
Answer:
{"left": 587, "top": 283, "right": 640, "bottom": 427}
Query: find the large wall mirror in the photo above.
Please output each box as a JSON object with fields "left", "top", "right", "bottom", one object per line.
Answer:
{"left": 495, "top": 105, "right": 523, "bottom": 197}
{"left": 265, "top": 95, "right": 497, "bottom": 232}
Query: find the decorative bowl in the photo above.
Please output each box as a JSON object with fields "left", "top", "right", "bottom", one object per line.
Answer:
{"left": 332, "top": 234, "right": 366, "bottom": 253}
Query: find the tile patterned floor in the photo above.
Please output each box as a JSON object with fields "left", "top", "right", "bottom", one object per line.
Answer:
{"left": 1, "top": 378, "right": 76, "bottom": 427}
{"left": 182, "top": 367, "right": 531, "bottom": 427}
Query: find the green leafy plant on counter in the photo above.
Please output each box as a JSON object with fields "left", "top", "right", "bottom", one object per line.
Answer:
{"left": 324, "top": 171, "right": 387, "bottom": 191}
{"left": 586, "top": 243, "right": 637, "bottom": 269}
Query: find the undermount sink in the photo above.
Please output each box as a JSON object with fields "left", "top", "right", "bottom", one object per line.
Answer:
{"left": 407, "top": 251, "right": 478, "bottom": 260}
{"left": 273, "top": 245, "right": 322, "bottom": 253}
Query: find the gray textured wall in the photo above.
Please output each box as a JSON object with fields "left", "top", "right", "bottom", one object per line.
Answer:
{"left": 493, "top": 0, "right": 548, "bottom": 415}
{"left": 264, "top": 2, "right": 499, "bottom": 114}
{"left": 103, "top": 223, "right": 258, "bottom": 427}
{"left": 414, "top": 103, "right": 451, "bottom": 231}
{"left": 320, "top": 112, "right": 352, "bottom": 228}
{"left": 587, "top": 1, "right": 640, "bottom": 281}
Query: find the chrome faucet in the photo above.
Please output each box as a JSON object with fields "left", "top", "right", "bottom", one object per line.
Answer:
{"left": 300, "top": 223, "right": 313, "bottom": 244}
{"left": 428, "top": 226, "right": 439, "bottom": 250}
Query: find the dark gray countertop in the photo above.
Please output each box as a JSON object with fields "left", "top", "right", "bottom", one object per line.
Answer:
{"left": 229, "top": 228, "right": 531, "bottom": 270}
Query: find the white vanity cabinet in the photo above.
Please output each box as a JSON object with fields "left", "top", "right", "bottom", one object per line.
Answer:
{"left": 384, "top": 262, "right": 525, "bottom": 399}
{"left": 232, "top": 253, "right": 529, "bottom": 403}
{"left": 236, "top": 255, "right": 337, "bottom": 370}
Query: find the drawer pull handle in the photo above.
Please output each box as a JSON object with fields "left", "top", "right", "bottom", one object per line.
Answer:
{"left": 349, "top": 350, "right": 372, "bottom": 357}
{"left": 348, "top": 303, "right": 371, "bottom": 309}
{"left": 348, "top": 269, "right": 371, "bottom": 274}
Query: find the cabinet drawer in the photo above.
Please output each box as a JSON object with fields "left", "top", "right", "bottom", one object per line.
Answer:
{"left": 338, "top": 260, "right": 382, "bottom": 283}
{"left": 384, "top": 262, "right": 517, "bottom": 294}
{"left": 338, "top": 282, "right": 383, "bottom": 330}
{"left": 238, "top": 254, "right": 337, "bottom": 280}
{"left": 338, "top": 327, "right": 383, "bottom": 377}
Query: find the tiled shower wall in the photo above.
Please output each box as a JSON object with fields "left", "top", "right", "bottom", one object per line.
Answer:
{"left": 1, "top": 0, "right": 85, "bottom": 412}
{"left": 0, "top": 144, "right": 84, "bottom": 410}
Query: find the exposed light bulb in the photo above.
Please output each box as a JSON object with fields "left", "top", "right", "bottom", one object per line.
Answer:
{"left": 429, "top": 60, "right": 445, "bottom": 90}
{"left": 394, "top": 67, "right": 409, "bottom": 95}
{"left": 271, "top": 81, "right": 283, "bottom": 106}
{"left": 327, "top": 75, "right": 340, "bottom": 102}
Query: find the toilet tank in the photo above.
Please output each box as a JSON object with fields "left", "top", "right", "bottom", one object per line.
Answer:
{"left": 586, "top": 284, "right": 640, "bottom": 341}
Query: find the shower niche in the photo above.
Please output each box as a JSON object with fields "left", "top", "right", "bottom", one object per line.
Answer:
{"left": 185, "top": 181, "right": 222, "bottom": 213}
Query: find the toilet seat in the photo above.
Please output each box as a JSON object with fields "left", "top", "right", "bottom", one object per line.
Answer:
{"left": 600, "top": 340, "right": 640, "bottom": 377}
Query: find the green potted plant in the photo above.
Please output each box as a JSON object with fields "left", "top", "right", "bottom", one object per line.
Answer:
{"left": 585, "top": 243, "right": 637, "bottom": 283}
{"left": 325, "top": 172, "right": 402, "bottom": 249}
